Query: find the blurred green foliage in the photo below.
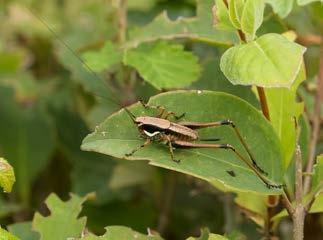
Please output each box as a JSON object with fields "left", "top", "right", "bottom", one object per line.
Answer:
{"left": 0, "top": 0, "right": 322, "bottom": 239}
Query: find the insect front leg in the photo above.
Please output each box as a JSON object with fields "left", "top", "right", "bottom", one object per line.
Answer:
{"left": 125, "top": 139, "right": 151, "bottom": 157}
{"left": 165, "top": 135, "right": 180, "bottom": 163}
{"left": 178, "top": 119, "right": 267, "bottom": 176}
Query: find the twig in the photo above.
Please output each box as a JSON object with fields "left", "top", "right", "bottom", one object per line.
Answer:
{"left": 303, "top": 47, "right": 323, "bottom": 195}
{"left": 281, "top": 191, "right": 294, "bottom": 217}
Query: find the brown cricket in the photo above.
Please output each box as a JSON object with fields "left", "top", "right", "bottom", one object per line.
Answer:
{"left": 124, "top": 101, "right": 283, "bottom": 189}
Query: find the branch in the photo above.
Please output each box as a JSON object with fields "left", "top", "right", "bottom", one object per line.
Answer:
{"left": 303, "top": 47, "right": 323, "bottom": 195}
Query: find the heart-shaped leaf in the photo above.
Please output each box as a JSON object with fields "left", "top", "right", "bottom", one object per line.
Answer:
{"left": 220, "top": 33, "right": 306, "bottom": 88}
{"left": 82, "top": 91, "right": 284, "bottom": 194}
{"left": 123, "top": 42, "right": 201, "bottom": 89}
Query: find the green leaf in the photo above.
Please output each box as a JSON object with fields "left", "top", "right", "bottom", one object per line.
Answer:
{"left": 0, "top": 158, "right": 15, "bottom": 193}
{"left": 297, "top": 0, "right": 322, "bottom": 5}
{"left": 186, "top": 228, "right": 228, "bottom": 240}
{"left": 0, "top": 87, "right": 55, "bottom": 203}
{"left": 0, "top": 227, "right": 19, "bottom": 240}
{"left": 79, "top": 226, "right": 163, "bottom": 240}
{"left": 8, "top": 222, "right": 39, "bottom": 240}
{"left": 82, "top": 91, "right": 284, "bottom": 194}
{"left": 312, "top": 155, "right": 323, "bottom": 192}
{"left": 213, "top": 0, "right": 236, "bottom": 31}
{"left": 82, "top": 41, "right": 122, "bottom": 72}
{"left": 220, "top": 33, "right": 306, "bottom": 88}
{"left": 32, "top": 193, "right": 87, "bottom": 240}
{"left": 125, "top": 0, "right": 239, "bottom": 48}
{"left": 241, "top": 0, "right": 265, "bottom": 40}
{"left": 228, "top": 0, "right": 245, "bottom": 29}
{"left": 265, "top": 64, "right": 305, "bottom": 168}
{"left": 124, "top": 42, "right": 201, "bottom": 89}
{"left": 265, "top": 0, "right": 295, "bottom": 18}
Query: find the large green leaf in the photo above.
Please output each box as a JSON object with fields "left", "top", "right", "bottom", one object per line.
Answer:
{"left": 124, "top": 42, "right": 201, "bottom": 89}
{"left": 82, "top": 91, "right": 284, "bottom": 194}
{"left": 0, "top": 87, "right": 55, "bottom": 203}
{"left": 125, "top": 0, "right": 239, "bottom": 48}
{"left": 32, "top": 193, "right": 87, "bottom": 240}
{"left": 220, "top": 33, "right": 306, "bottom": 88}
{"left": 0, "top": 158, "right": 15, "bottom": 193}
{"left": 265, "top": 64, "right": 305, "bottom": 168}
{"left": 265, "top": 0, "right": 295, "bottom": 18}
{"left": 82, "top": 41, "right": 122, "bottom": 72}
{"left": 79, "top": 226, "right": 163, "bottom": 240}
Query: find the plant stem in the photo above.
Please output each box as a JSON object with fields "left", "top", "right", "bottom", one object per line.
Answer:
{"left": 293, "top": 143, "right": 305, "bottom": 240}
{"left": 257, "top": 87, "right": 271, "bottom": 121}
{"left": 117, "top": 0, "right": 127, "bottom": 44}
{"left": 157, "top": 172, "right": 176, "bottom": 234}
{"left": 303, "top": 47, "right": 323, "bottom": 195}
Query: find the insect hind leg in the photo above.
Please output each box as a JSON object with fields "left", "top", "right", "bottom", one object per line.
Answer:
{"left": 179, "top": 119, "right": 268, "bottom": 176}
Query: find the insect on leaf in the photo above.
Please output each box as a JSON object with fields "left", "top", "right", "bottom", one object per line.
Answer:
{"left": 82, "top": 91, "right": 284, "bottom": 194}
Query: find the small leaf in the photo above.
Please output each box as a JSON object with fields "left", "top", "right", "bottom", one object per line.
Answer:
{"left": 124, "top": 42, "right": 201, "bottom": 89}
{"left": 220, "top": 33, "right": 306, "bottom": 88}
{"left": 241, "top": 0, "right": 265, "bottom": 40}
{"left": 234, "top": 193, "right": 267, "bottom": 226}
{"left": 79, "top": 226, "right": 163, "bottom": 240}
{"left": 273, "top": 193, "right": 323, "bottom": 220}
{"left": 32, "top": 193, "right": 87, "bottom": 240}
{"left": 265, "top": 0, "right": 295, "bottom": 18}
{"left": 312, "top": 155, "right": 323, "bottom": 192}
{"left": 82, "top": 41, "right": 122, "bottom": 72}
{"left": 186, "top": 228, "right": 229, "bottom": 240}
{"left": 0, "top": 227, "right": 19, "bottom": 240}
{"left": 213, "top": 0, "right": 236, "bottom": 31}
{"left": 265, "top": 64, "right": 305, "bottom": 168}
{"left": 125, "top": 0, "right": 239, "bottom": 48}
{"left": 0, "top": 158, "right": 15, "bottom": 193}
{"left": 228, "top": 0, "right": 245, "bottom": 29}
{"left": 82, "top": 91, "right": 284, "bottom": 194}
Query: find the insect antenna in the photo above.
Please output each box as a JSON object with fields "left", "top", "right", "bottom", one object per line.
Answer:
{"left": 25, "top": 6, "right": 138, "bottom": 121}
